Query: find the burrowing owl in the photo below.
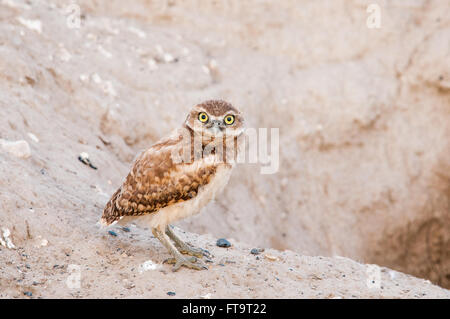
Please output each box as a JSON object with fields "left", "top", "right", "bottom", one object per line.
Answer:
{"left": 100, "top": 100, "right": 244, "bottom": 271}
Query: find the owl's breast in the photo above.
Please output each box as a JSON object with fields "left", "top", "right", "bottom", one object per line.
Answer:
{"left": 127, "top": 163, "right": 233, "bottom": 229}
{"left": 191, "top": 163, "right": 233, "bottom": 210}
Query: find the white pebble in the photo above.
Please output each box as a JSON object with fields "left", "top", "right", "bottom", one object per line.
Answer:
{"left": 139, "top": 260, "right": 161, "bottom": 273}
{"left": 0, "top": 139, "right": 31, "bottom": 158}
{"left": 27, "top": 133, "right": 39, "bottom": 143}
{"left": 79, "top": 74, "right": 89, "bottom": 82}
{"left": 163, "top": 53, "right": 175, "bottom": 63}
{"left": 17, "top": 17, "right": 42, "bottom": 33}
{"left": 1, "top": 228, "right": 16, "bottom": 249}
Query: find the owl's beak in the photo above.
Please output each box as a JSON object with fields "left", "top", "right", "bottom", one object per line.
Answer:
{"left": 207, "top": 120, "right": 225, "bottom": 135}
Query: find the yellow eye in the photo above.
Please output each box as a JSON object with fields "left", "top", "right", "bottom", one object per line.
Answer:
{"left": 198, "top": 112, "right": 209, "bottom": 123}
{"left": 224, "top": 115, "right": 235, "bottom": 125}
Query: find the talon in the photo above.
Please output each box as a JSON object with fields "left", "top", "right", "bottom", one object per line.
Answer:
{"left": 163, "top": 257, "right": 175, "bottom": 265}
{"left": 179, "top": 246, "right": 211, "bottom": 259}
{"left": 164, "top": 256, "right": 197, "bottom": 264}
{"left": 169, "top": 256, "right": 208, "bottom": 272}
{"left": 200, "top": 248, "right": 212, "bottom": 258}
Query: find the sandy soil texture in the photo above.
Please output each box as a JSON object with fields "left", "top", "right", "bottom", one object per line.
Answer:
{"left": 0, "top": 0, "right": 449, "bottom": 298}
{"left": 1, "top": 226, "right": 449, "bottom": 298}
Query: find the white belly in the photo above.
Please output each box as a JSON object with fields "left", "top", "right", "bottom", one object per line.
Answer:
{"left": 119, "top": 164, "right": 233, "bottom": 229}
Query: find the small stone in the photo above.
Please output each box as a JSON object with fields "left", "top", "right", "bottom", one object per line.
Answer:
{"left": 125, "top": 282, "right": 135, "bottom": 289}
{"left": 108, "top": 231, "right": 117, "bottom": 237}
{"left": 167, "top": 291, "right": 176, "bottom": 296}
{"left": 250, "top": 248, "right": 264, "bottom": 255}
{"left": 27, "top": 133, "right": 39, "bottom": 143}
{"left": 1, "top": 228, "right": 16, "bottom": 249}
{"left": 23, "top": 291, "right": 32, "bottom": 297}
{"left": 264, "top": 254, "right": 279, "bottom": 261}
{"left": 122, "top": 227, "right": 130, "bottom": 232}
{"left": 17, "top": 17, "right": 42, "bottom": 34}
{"left": 163, "top": 53, "right": 175, "bottom": 63}
{"left": 216, "top": 238, "right": 231, "bottom": 248}
{"left": 78, "top": 152, "right": 97, "bottom": 170}
{"left": 0, "top": 139, "right": 31, "bottom": 158}
{"left": 139, "top": 260, "right": 161, "bottom": 273}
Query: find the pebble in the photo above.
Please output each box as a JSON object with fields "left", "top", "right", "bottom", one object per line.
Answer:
{"left": 27, "top": 133, "right": 39, "bottom": 143}
{"left": 139, "top": 260, "right": 161, "bottom": 272}
{"left": 167, "top": 291, "right": 176, "bottom": 296}
{"left": 17, "top": 17, "right": 42, "bottom": 34}
{"left": 0, "top": 139, "right": 31, "bottom": 159}
{"left": 108, "top": 230, "right": 118, "bottom": 237}
{"left": 163, "top": 53, "right": 176, "bottom": 63}
{"left": 0, "top": 228, "right": 16, "bottom": 249}
{"left": 23, "top": 291, "right": 32, "bottom": 297}
{"left": 78, "top": 152, "right": 97, "bottom": 170}
{"left": 264, "top": 254, "right": 279, "bottom": 261}
{"left": 216, "top": 238, "right": 231, "bottom": 248}
{"left": 250, "top": 248, "right": 264, "bottom": 255}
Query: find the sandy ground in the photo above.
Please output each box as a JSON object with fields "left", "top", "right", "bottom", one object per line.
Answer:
{"left": 1, "top": 226, "right": 449, "bottom": 298}
{"left": 0, "top": 0, "right": 449, "bottom": 298}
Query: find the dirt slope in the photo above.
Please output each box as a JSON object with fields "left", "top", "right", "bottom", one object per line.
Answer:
{"left": 0, "top": 0, "right": 449, "bottom": 297}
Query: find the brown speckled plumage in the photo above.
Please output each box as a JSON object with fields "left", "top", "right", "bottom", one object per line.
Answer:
{"left": 101, "top": 145, "right": 218, "bottom": 225}
{"left": 100, "top": 100, "right": 244, "bottom": 227}
{"left": 100, "top": 100, "right": 245, "bottom": 271}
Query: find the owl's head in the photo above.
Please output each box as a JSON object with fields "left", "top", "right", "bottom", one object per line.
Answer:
{"left": 185, "top": 100, "right": 245, "bottom": 139}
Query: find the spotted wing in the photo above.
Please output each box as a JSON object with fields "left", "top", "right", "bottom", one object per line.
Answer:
{"left": 101, "top": 135, "right": 216, "bottom": 225}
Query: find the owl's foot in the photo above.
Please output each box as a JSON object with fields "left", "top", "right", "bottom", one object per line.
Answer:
{"left": 165, "top": 225, "right": 211, "bottom": 258}
{"left": 164, "top": 256, "right": 208, "bottom": 272}
{"left": 178, "top": 245, "right": 211, "bottom": 258}
{"left": 152, "top": 227, "right": 209, "bottom": 272}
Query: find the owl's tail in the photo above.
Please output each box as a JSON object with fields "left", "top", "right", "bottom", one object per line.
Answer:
{"left": 98, "top": 188, "right": 122, "bottom": 228}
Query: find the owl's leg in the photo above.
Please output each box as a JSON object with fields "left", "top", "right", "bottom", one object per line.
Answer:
{"left": 165, "top": 225, "right": 211, "bottom": 258}
{"left": 152, "top": 227, "right": 207, "bottom": 272}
